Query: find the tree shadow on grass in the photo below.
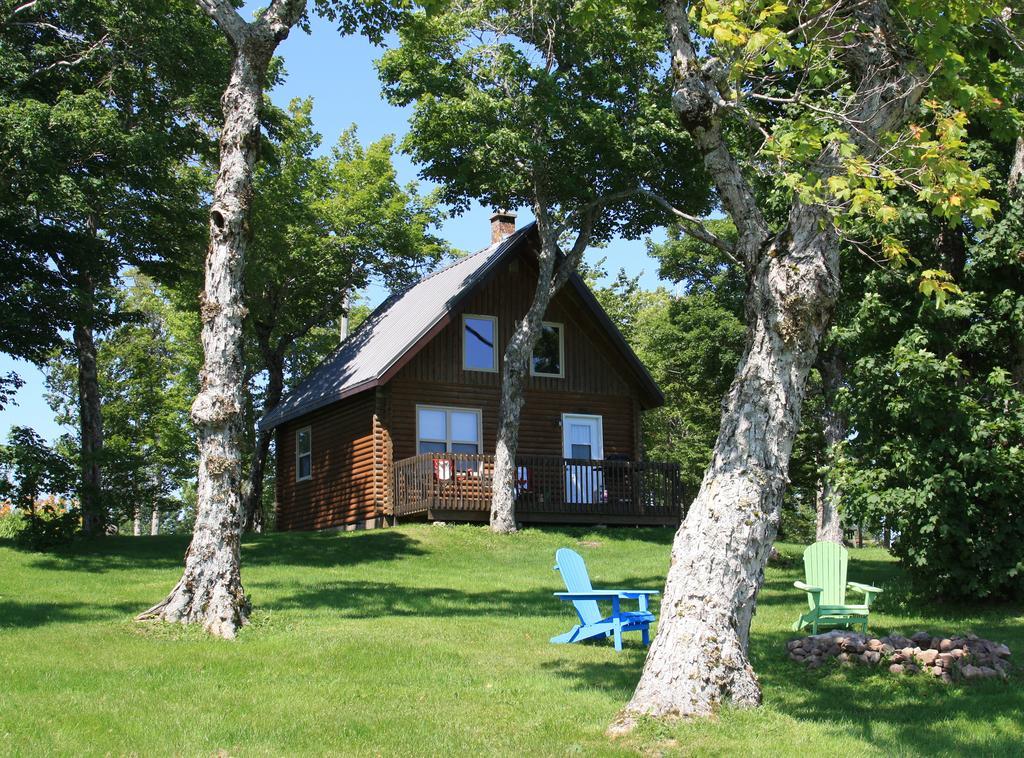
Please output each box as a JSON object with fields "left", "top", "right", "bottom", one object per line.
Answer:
{"left": 526, "top": 526, "right": 677, "bottom": 546}
{"left": 0, "top": 599, "right": 141, "bottom": 629}
{"left": 20, "top": 529, "right": 426, "bottom": 574}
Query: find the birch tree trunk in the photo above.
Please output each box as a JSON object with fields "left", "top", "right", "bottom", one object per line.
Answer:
{"left": 74, "top": 317, "right": 105, "bottom": 535}
{"left": 615, "top": 0, "right": 924, "bottom": 723}
{"left": 815, "top": 350, "right": 845, "bottom": 544}
{"left": 138, "top": 0, "right": 304, "bottom": 638}
{"left": 490, "top": 206, "right": 594, "bottom": 533}
{"left": 133, "top": 507, "right": 142, "bottom": 536}
{"left": 150, "top": 506, "right": 159, "bottom": 535}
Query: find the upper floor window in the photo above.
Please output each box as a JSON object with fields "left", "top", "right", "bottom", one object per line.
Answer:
{"left": 296, "top": 426, "right": 312, "bottom": 481}
{"left": 463, "top": 314, "right": 497, "bottom": 372}
{"left": 417, "top": 406, "right": 482, "bottom": 456}
{"left": 531, "top": 322, "right": 564, "bottom": 378}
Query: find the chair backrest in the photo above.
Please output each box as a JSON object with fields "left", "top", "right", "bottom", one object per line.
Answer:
{"left": 554, "top": 548, "right": 602, "bottom": 625}
{"left": 803, "top": 541, "right": 848, "bottom": 607}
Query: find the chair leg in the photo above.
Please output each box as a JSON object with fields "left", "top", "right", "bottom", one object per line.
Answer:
{"left": 642, "top": 624, "right": 650, "bottom": 646}
{"left": 613, "top": 618, "right": 623, "bottom": 652}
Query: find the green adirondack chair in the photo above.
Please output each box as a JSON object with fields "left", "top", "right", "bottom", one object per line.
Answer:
{"left": 792, "top": 541, "right": 883, "bottom": 635}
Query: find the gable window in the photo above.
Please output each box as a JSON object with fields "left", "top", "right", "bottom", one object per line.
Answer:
{"left": 531, "top": 322, "right": 564, "bottom": 378}
{"left": 463, "top": 314, "right": 497, "bottom": 372}
{"left": 295, "top": 426, "right": 312, "bottom": 481}
{"left": 417, "top": 406, "right": 482, "bottom": 456}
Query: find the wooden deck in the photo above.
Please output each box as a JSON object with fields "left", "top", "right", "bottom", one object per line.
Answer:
{"left": 392, "top": 453, "right": 685, "bottom": 526}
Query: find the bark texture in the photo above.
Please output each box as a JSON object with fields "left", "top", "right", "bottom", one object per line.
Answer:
{"left": 489, "top": 206, "right": 593, "bottom": 533}
{"left": 815, "top": 350, "right": 845, "bottom": 544}
{"left": 616, "top": 0, "right": 924, "bottom": 724}
{"left": 74, "top": 318, "right": 105, "bottom": 535}
{"left": 150, "top": 507, "right": 160, "bottom": 535}
{"left": 138, "top": 0, "right": 304, "bottom": 638}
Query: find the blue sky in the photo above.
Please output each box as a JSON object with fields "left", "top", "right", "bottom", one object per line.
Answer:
{"left": 0, "top": 12, "right": 671, "bottom": 445}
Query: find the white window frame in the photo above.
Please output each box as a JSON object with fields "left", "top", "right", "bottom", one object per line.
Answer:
{"left": 415, "top": 405, "right": 483, "bottom": 455}
{"left": 461, "top": 314, "right": 498, "bottom": 373}
{"left": 530, "top": 321, "right": 565, "bottom": 379}
{"left": 295, "top": 425, "right": 312, "bottom": 482}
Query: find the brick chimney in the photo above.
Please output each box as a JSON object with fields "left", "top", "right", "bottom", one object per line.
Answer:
{"left": 490, "top": 210, "right": 516, "bottom": 244}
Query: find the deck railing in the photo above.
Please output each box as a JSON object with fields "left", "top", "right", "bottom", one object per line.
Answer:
{"left": 392, "top": 453, "right": 685, "bottom": 525}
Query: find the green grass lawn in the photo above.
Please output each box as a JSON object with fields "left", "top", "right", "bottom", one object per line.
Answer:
{"left": 1, "top": 525, "right": 1022, "bottom": 756}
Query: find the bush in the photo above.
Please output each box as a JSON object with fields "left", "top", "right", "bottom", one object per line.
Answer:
{"left": 16, "top": 497, "right": 80, "bottom": 550}
{"left": 0, "top": 503, "right": 26, "bottom": 539}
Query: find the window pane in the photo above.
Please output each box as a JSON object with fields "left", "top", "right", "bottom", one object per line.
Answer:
{"left": 418, "top": 409, "right": 446, "bottom": 441}
{"left": 464, "top": 317, "right": 495, "bottom": 370}
{"left": 418, "top": 441, "right": 447, "bottom": 454}
{"left": 570, "top": 424, "right": 591, "bottom": 444}
{"left": 298, "top": 454, "right": 311, "bottom": 479}
{"left": 451, "top": 442, "right": 479, "bottom": 455}
{"left": 297, "top": 428, "right": 311, "bottom": 455}
{"left": 532, "top": 324, "right": 561, "bottom": 375}
{"left": 571, "top": 443, "right": 592, "bottom": 459}
{"left": 450, "top": 411, "right": 479, "bottom": 443}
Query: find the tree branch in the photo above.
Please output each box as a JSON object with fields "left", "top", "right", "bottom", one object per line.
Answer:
{"left": 662, "top": 1, "right": 770, "bottom": 268}
{"left": 638, "top": 189, "right": 740, "bottom": 265}
{"left": 194, "top": 0, "right": 249, "bottom": 44}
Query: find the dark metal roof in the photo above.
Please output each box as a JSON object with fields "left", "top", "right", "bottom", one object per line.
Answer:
{"left": 259, "top": 223, "right": 663, "bottom": 431}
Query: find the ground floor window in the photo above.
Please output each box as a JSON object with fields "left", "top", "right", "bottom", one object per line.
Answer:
{"left": 416, "top": 406, "right": 482, "bottom": 456}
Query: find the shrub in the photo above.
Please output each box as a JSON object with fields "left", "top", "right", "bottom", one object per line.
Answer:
{"left": 0, "top": 503, "right": 26, "bottom": 539}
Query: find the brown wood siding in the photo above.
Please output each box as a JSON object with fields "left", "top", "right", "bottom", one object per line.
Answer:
{"left": 387, "top": 380, "right": 637, "bottom": 461}
{"left": 395, "top": 247, "right": 637, "bottom": 397}
{"left": 275, "top": 392, "right": 377, "bottom": 530}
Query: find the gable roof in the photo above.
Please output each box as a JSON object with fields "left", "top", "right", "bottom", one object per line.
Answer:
{"left": 259, "top": 223, "right": 663, "bottom": 431}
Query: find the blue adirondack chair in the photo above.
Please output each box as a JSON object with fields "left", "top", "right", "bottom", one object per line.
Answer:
{"left": 550, "top": 547, "right": 659, "bottom": 651}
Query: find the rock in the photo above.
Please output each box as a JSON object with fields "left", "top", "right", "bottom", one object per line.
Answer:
{"left": 867, "top": 638, "right": 883, "bottom": 652}
{"left": 911, "top": 631, "right": 932, "bottom": 646}
{"left": 939, "top": 638, "right": 954, "bottom": 652}
{"left": 837, "top": 652, "right": 850, "bottom": 663}
{"left": 930, "top": 637, "right": 943, "bottom": 651}
{"left": 979, "top": 666, "right": 999, "bottom": 679}
{"left": 918, "top": 649, "right": 939, "bottom": 666}
{"left": 961, "top": 664, "right": 982, "bottom": 679}
{"left": 789, "top": 652, "right": 804, "bottom": 662}
{"left": 828, "top": 643, "right": 841, "bottom": 656}
{"left": 881, "top": 643, "right": 895, "bottom": 655}
{"left": 950, "top": 648, "right": 965, "bottom": 659}
{"left": 787, "top": 639, "right": 802, "bottom": 651}
{"left": 940, "top": 672, "right": 953, "bottom": 684}
{"left": 906, "top": 664, "right": 921, "bottom": 674}
{"left": 862, "top": 650, "right": 882, "bottom": 665}
{"left": 938, "top": 653, "right": 955, "bottom": 668}
{"left": 808, "top": 658, "right": 825, "bottom": 669}
{"left": 931, "top": 666, "right": 944, "bottom": 677}
{"left": 994, "top": 643, "right": 1011, "bottom": 658}
{"left": 889, "top": 663, "right": 905, "bottom": 674}
{"left": 901, "top": 647, "right": 916, "bottom": 660}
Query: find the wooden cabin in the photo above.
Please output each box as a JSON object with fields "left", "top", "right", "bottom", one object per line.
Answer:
{"left": 260, "top": 213, "right": 684, "bottom": 530}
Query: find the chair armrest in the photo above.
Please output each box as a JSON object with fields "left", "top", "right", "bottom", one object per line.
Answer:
{"left": 847, "top": 581, "right": 883, "bottom": 594}
{"left": 614, "top": 590, "right": 660, "bottom": 598}
{"left": 794, "top": 581, "right": 823, "bottom": 594}
{"left": 554, "top": 591, "right": 626, "bottom": 600}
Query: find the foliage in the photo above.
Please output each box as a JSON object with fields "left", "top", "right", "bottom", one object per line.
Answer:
{"left": 1, "top": 527, "right": 1021, "bottom": 754}
{"left": 836, "top": 186, "right": 1024, "bottom": 600}
{"left": 0, "top": 502, "right": 26, "bottom": 539}
{"left": 0, "top": 0, "right": 227, "bottom": 359}
{"left": 0, "top": 427, "right": 77, "bottom": 548}
{"left": 44, "top": 274, "right": 202, "bottom": 530}
{"left": 377, "top": 0, "right": 710, "bottom": 240}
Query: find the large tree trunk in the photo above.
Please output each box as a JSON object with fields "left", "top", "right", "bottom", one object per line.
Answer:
{"left": 150, "top": 506, "right": 159, "bottom": 535}
{"left": 618, "top": 205, "right": 840, "bottom": 722}
{"left": 138, "top": 2, "right": 302, "bottom": 636}
{"left": 815, "top": 350, "right": 845, "bottom": 544}
{"left": 74, "top": 317, "right": 105, "bottom": 535}
{"left": 490, "top": 208, "right": 593, "bottom": 533}
{"left": 614, "top": 0, "right": 924, "bottom": 724}
{"left": 242, "top": 347, "right": 284, "bottom": 532}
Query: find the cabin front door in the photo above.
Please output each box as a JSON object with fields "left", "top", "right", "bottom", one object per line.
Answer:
{"left": 562, "top": 414, "right": 604, "bottom": 505}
